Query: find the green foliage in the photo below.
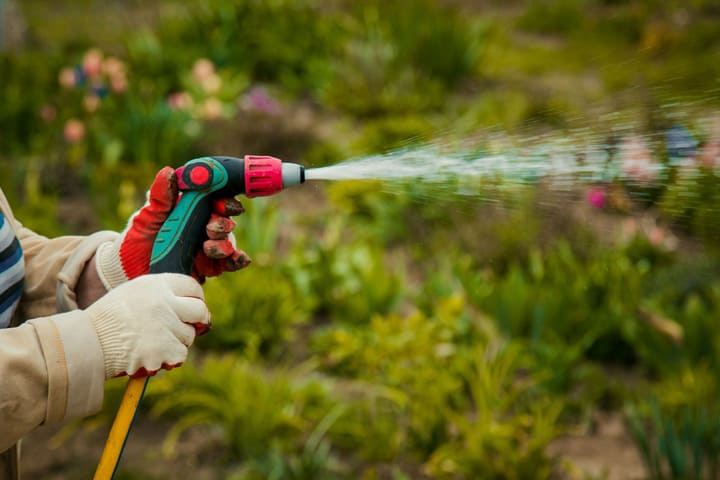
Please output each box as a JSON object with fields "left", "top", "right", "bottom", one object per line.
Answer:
{"left": 627, "top": 401, "right": 720, "bottom": 480}
{"left": 425, "top": 346, "right": 563, "bottom": 479}
{"left": 321, "top": 0, "right": 485, "bottom": 116}
{"left": 325, "top": 180, "right": 413, "bottom": 243}
{"left": 160, "top": 0, "right": 341, "bottom": 94}
{"left": 455, "top": 239, "right": 717, "bottom": 374}
{"left": 355, "top": 116, "right": 436, "bottom": 154}
{"left": 643, "top": 260, "right": 720, "bottom": 370}
{"left": 6, "top": 1, "right": 720, "bottom": 478}
{"left": 0, "top": 52, "right": 61, "bottom": 155}
{"left": 287, "top": 220, "right": 403, "bottom": 324}
{"left": 660, "top": 168, "right": 720, "bottom": 247}
{"left": 518, "top": 0, "right": 587, "bottom": 35}
{"left": 198, "top": 199, "right": 307, "bottom": 356}
{"left": 457, "top": 243, "right": 647, "bottom": 355}
{"left": 324, "top": 177, "right": 482, "bottom": 247}
{"left": 149, "top": 355, "right": 336, "bottom": 463}
{"left": 313, "top": 296, "right": 474, "bottom": 454}
{"left": 232, "top": 197, "right": 282, "bottom": 267}
{"left": 233, "top": 406, "right": 346, "bottom": 480}
{"left": 626, "top": 368, "right": 720, "bottom": 480}
{"left": 198, "top": 267, "right": 305, "bottom": 356}
{"left": 312, "top": 296, "right": 563, "bottom": 473}
{"left": 456, "top": 89, "right": 536, "bottom": 131}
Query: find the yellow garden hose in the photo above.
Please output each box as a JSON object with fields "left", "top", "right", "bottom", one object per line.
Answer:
{"left": 93, "top": 377, "right": 149, "bottom": 480}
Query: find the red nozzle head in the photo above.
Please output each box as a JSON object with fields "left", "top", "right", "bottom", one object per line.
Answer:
{"left": 244, "top": 155, "right": 282, "bottom": 198}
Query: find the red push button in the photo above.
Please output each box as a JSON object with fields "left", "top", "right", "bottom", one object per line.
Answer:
{"left": 189, "top": 165, "right": 211, "bottom": 185}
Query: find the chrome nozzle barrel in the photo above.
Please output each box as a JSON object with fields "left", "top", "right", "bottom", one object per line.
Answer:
{"left": 281, "top": 162, "right": 305, "bottom": 188}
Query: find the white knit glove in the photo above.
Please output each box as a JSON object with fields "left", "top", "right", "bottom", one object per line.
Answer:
{"left": 86, "top": 273, "right": 210, "bottom": 379}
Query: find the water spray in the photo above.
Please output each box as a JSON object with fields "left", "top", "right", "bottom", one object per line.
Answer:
{"left": 96, "top": 117, "right": 718, "bottom": 477}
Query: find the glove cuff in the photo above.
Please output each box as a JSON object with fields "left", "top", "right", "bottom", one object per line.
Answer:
{"left": 96, "top": 240, "right": 129, "bottom": 291}
{"left": 87, "top": 299, "right": 127, "bottom": 379}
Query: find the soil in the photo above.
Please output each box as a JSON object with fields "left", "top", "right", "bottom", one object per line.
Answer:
{"left": 548, "top": 412, "right": 646, "bottom": 480}
{"left": 21, "top": 415, "right": 227, "bottom": 480}
{"left": 19, "top": 411, "right": 647, "bottom": 480}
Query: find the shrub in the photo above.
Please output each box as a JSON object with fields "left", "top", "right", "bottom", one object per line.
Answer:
{"left": 626, "top": 367, "right": 720, "bottom": 480}
{"left": 231, "top": 197, "right": 282, "bottom": 268}
{"left": 312, "top": 296, "right": 479, "bottom": 454}
{"left": 198, "top": 267, "right": 305, "bottom": 357}
{"left": 660, "top": 167, "right": 720, "bottom": 248}
{"left": 425, "top": 346, "right": 563, "bottom": 480}
{"left": 286, "top": 220, "right": 403, "bottom": 324}
{"left": 517, "top": 0, "right": 587, "bottom": 35}
{"left": 159, "top": 0, "right": 342, "bottom": 94}
{"left": 312, "top": 293, "right": 564, "bottom": 473}
{"left": 149, "top": 355, "right": 337, "bottom": 463}
{"left": 321, "top": 0, "right": 485, "bottom": 116}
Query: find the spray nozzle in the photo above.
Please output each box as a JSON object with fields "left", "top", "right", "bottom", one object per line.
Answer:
{"left": 175, "top": 155, "right": 305, "bottom": 198}
{"left": 244, "top": 155, "right": 305, "bottom": 197}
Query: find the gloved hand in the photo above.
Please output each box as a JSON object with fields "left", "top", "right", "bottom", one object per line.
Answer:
{"left": 87, "top": 273, "right": 209, "bottom": 379}
{"left": 95, "top": 166, "right": 252, "bottom": 291}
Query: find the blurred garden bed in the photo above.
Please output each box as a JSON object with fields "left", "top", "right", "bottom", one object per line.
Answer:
{"left": 3, "top": 1, "right": 720, "bottom": 479}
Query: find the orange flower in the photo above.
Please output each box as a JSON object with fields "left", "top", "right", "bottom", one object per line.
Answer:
{"left": 201, "top": 97, "right": 223, "bottom": 120}
{"left": 58, "top": 67, "right": 77, "bottom": 88}
{"left": 102, "top": 56, "right": 125, "bottom": 78}
{"left": 192, "top": 58, "right": 215, "bottom": 83}
{"left": 84, "top": 94, "right": 101, "bottom": 113}
{"left": 64, "top": 119, "right": 85, "bottom": 143}
{"left": 110, "top": 74, "right": 128, "bottom": 93}
{"left": 167, "top": 92, "right": 193, "bottom": 111}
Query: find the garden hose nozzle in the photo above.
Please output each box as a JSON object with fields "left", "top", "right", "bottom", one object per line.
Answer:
{"left": 152, "top": 155, "right": 305, "bottom": 275}
{"left": 94, "top": 154, "right": 304, "bottom": 480}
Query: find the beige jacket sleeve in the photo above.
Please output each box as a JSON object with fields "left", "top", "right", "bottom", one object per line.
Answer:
{"left": 0, "top": 310, "right": 105, "bottom": 453}
{"left": 14, "top": 221, "right": 118, "bottom": 319}
{"left": 0, "top": 189, "right": 118, "bottom": 318}
{"left": 0, "top": 189, "right": 118, "bottom": 451}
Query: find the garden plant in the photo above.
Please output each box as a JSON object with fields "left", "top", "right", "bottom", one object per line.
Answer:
{"left": 2, "top": 1, "right": 720, "bottom": 479}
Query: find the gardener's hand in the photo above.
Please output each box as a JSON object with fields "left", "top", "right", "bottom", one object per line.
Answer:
{"left": 87, "top": 273, "right": 209, "bottom": 379}
{"left": 95, "top": 166, "right": 252, "bottom": 291}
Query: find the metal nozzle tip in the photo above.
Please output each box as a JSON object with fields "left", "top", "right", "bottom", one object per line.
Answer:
{"left": 281, "top": 162, "right": 305, "bottom": 188}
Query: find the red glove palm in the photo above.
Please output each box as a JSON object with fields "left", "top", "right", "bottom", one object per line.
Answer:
{"left": 96, "top": 167, "right": 251, "bottom": 309}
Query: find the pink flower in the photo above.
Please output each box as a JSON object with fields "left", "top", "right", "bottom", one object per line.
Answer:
{"left": 167, "top": 92, "right": 193, "bottom": 111}
{"left": 192, "top": 58, "right": 215, "bottom": 83}
{"left": 110, "top": 74, "right": 128, "bottom": 93}
{"left": 58, "top": 67, "right": 77, "bottom": 89}
{"left": 240, "top": 86, "right": 280, "bottom": 115}
{"left": 622, "top": 218, "right": 638, "bottom": 238}
{"left": 699, "top": 140, "right": 720, "bottom": 169}
{"left": 648, "top": 226, "right": 666, "bottom": 246}
{"left": 587, "top": 187, "right": 607, "bottom": 209}
{"left": 699, "top": 119, "right": 720, "bottom": 170}
{"left": 64, "top": 119, "right": 85, "bottom": 143}
{"left": 82, "top": 48, "right": 104, "bottom": 77}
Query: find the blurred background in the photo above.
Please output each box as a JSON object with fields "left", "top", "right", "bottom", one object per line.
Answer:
{"left": 2, "top": 0, "right": 720, "bottom": 478}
